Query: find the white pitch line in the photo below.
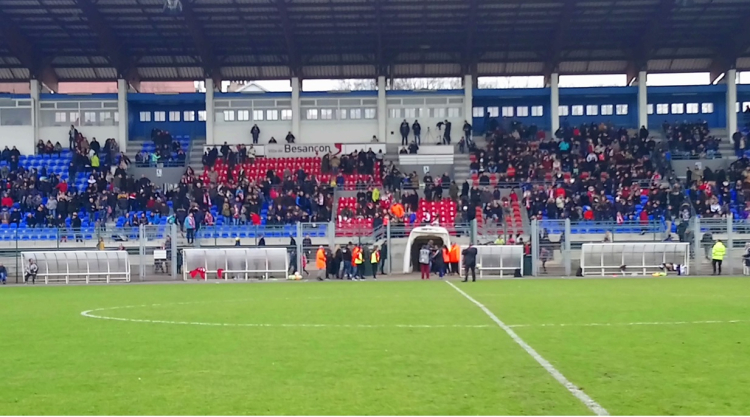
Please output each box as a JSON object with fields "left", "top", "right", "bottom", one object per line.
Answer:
{"left": 506, "top": 319, "right": 749, "bottom": 328}
{"left": 79, "top": 304, "right": 492, "bottom": 330}
{"left": 445, "top": 280, "right": 609, "bottom": 416}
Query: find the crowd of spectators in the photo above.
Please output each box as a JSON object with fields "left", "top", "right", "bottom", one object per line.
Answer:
{"left": 469, "top": 121, "right": 672, "bottom": 225}
{"left": 663, "top": 121, "right": 721, "bottom": 159}
{"left": 135, "top": 129, "right": 187, "bottom": 167}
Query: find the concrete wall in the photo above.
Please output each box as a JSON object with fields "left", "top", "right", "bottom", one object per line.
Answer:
{"left": 0, "top": 125, "right": 34, "bottom": 154}
{"left": 129, "top": 166, "right": 185, "bottom": 187}
{"left": 213, "top": 120, "right": 292, "bottom": 146}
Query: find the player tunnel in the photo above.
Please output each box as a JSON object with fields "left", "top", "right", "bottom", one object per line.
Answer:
{"left": 409, "top": 236, "right": 446, "bottom": 272}
{"left": 402, "top": 226, "right": 452, "bottom": 274}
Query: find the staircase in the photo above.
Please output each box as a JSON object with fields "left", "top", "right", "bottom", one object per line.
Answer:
{"left": 189, "top": 137, "right": 207, "bottom": 174}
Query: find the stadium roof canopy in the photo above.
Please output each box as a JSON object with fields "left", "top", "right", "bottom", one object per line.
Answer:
{"left": 1, "top": 0, "right": 750, "bottom": 87}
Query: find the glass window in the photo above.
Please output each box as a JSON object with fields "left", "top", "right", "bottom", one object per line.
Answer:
{"left": 168, "top": 111, "right": 180, "bottom": 122}
{"left": 615, "top": 104, "right": 628, "bottom": 115}
{"left": 154, "top": 111, "right": 166, "bottom": 122}
{"left": 431, "top": 108, "right": 446, "bottom": 118}
{"left": 487, "top": 106, "right": 499, "bottom": 117}
{"left": 364, "top": 108, "right": 376, "bottom": 119}
{"left": 472, "top": 107, "right": 484, "bottom": 117}
{"left": 198, "top": 111, "right": 206, "bottom": 121}
{"left": 281, "top": 109, "right": 292, "bottom": 120}
{"left": 647, "top": 104, "right": 654, "bottom": 115}
{"left": 531, "top": 106, "right": 543, "bottom": 117}
{"left": 558, "top": 106, "right": 569, "bottom": 116}
{"left": 223, "top": 110, "right": 235, "bottom": 121}
{"left": 266, "top": 109, "right": 279, "bottom": 120}
{"left": 516, "top": 106, "right": 529, "bottom": 117}
{"left": 183, "top": 111, "right": 195, "bottom": 121}
{"left": 338, "top": 109, "right": 347, "bottom": 120}
{"left": 601, "top": 105, "right": 613, "bottom": 115}
{"left": 389, "top": 108, "right": 401, "bottom": 118}
{"left": 69, "top": 112, "right": 80, "bottom": 125}
{"left": 139, "top": 111, "right": 150, "bottom": 122}
{"left": 404, "top": 108, "right": 416, "bottom": 118}
{"left": 55, "top": 112, "right": 67, "bottom": 123}
{"left": 237, "top": 110, "right": 250, "bottom": 121}
{"left": 83, "top": 112, "right": 96, "bottom": 124}
{"left": 114, "top": 111, "right": 119, "bottom": 123}
{"left": 321, "top": 109, "right": 333, "bottom": 120}
{"left": 501, "top": 106, "right": 514, "bottom": 117}
{"left": 99, "top": 112, "right": 112, "bottom": 125}
{"left": 350, "top": 108, "right": 362, "bottom": 119}
{"left": 702, "top": 103, "right": 714, "bottom": 113}
{"left": 743, "top": 102, "right": 750, "bottom": 112}
{"left": 586, "top": 105, "right": 598, "bottom": 116}
{"left": 448, "top": 107, "right": 461, "bottom": 118}
{"left": 306, "top": 109, "right": 319, "bottom": 120}
{"left": 686, "top": 103, "right": 699, "bottom": 114}
{"left": 253, "top": 110, "right": 264, "bottom": 121}
{"left": 671, "top": 103, "right": 684, "bottom": 114}
{"left": 418, "top": 108, "right": 429, "bottom": 118}
{"left": 656, "top": 104, "right": 669, "bottom": 115}
{"left": 571, "top": 105, "right": 583, "bottom": 116}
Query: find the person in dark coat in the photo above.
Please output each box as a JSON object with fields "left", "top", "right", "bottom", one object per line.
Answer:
{"left": 462, "top": 244, "right": 478, "bottom": 282}
{"left": 251, "top": 124, "right": 261, "bottom": 144}
{"left": 379, "top": 242, "right": 388, "bottom": 275}
{"left": 399, "top": 120, "right": 410, "bottom": 146}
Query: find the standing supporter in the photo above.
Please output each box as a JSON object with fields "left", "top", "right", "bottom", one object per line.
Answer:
{"left": 418, "top": 245, "right": 431, "bottom": 280}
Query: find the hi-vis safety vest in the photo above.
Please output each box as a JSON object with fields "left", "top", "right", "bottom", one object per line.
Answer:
{"left": 371, "top": 250, "right": 380, "bottom": 264}
{"left": 354, "top": 248, "right": 364, "bottom": 265}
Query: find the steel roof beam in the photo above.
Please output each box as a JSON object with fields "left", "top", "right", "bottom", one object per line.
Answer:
{"left": 542, "top": 0, "right": 576, "bottom": 79}
{"left": 181, "top": 0, "right": 221, "bottom": 86}
{"left": 0, "top": 16, "right": 58, "bottom": 91}
{"left": 373, "top": 0, "right": 384, "bottom": 75}
{"left": 274, "top": 0, "right": 301, "bottom": 77}
{"left": 75, "top": 0, "right": 140, "bottom": 90}
{"left": 708, "top": 12, "right": 750, "bottom": 80}
{"left": 631, "top": 0, "right": 674, "bottom": 70}
{"left": 463, "top": 0, "right": 479, "bottom": 75}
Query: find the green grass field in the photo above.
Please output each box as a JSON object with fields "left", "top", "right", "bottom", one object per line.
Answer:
{"left": 3, "top": 277, "right": 750, "bottom": 415}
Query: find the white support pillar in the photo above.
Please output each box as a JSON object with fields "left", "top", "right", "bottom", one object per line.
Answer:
{"left": 638, "top": 70, "right": 648, "bottom": 129}
{"left": 117, "top": 79, "right": 129, "bottom": 153}
{"left": 727, "top": 68, "right": 738, "bottom": 135}
{"left": 30, "top": 80, "right": 40, "bottom": 146}
{"left": 463, "top": 74, "right": 473, "bottom": 135}
{"left": 377, "top": 76, "right": 387, "bottom": 143}
{"left": 205, "top": 78, "right": 215, "bottom": 146}
{"left": 291, "top": 77, "right": 301, "bottom": 139}
{"left": 549, "top": 73, "right": 559, "bottom": 133}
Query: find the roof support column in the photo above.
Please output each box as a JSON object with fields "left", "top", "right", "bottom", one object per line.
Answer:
{"left": 549, "top": 73, "right": 559, "bottom": 134}
{"left": 30, "top": 79, "right": 40, "bottom": 146}
{"left": 377, "top": 76, "right": 387, "bottom": 143}
{"left": 727, "top": 68, "right": 738, "bottom": 135}
{"left": 291, "top": 77, "right": 301, "bottom": 139}
{"left": 205, "top": 78, "right": 215, "bottom": 146}
{"left": 637, "top": 71, "right": 648, "bottom": 130}
{"left": 117, "top": 79, "right": 129, "bottom": 153}
{"left": 463, "top": 74, "right": 473, "bottom": 136}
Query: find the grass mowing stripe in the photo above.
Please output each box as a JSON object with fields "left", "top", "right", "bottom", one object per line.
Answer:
{"left": 445, "top": 280, "right": 610, "bottom": 416}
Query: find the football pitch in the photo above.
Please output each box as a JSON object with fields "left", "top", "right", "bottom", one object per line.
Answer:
{"left": 3, "top": 277, "right": 750, "bottom": 415}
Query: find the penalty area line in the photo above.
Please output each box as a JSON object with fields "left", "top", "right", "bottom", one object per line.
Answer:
{"left": 445, "top": 280, "right": 609, "bottom": 416}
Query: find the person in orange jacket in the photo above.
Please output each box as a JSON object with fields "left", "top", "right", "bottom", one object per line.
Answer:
{"left": 441, "top": 245, "right": 451, "bottom": 277}
{"left": 316, "top": 245, "right": 327, "bottom": 281}
{"left": 449, "top": 242, "right": 461, "bottom": 275}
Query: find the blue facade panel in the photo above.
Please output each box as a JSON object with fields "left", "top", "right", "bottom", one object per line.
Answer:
{"left": 647, "top": 85, "right": 725, "bottom": 128}
{"left": 128, "top": 93, "right": 206, "bottom": 140}
{"left": 558, "top": 87, "right": 638, "bottom": 129}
